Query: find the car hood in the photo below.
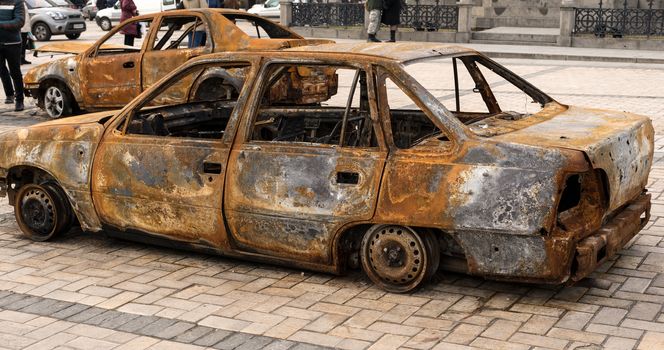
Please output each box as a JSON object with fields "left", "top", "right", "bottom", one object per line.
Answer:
{"left": 481, "top": 103, "right": 654, "bottom": 213}
{"left": 35, "top": 110, "right": 117, "bottom": 127}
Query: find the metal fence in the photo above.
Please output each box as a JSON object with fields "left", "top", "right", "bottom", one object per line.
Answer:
{"left": 291, "top": 0, "right": 458, "bottom": 31}
{"left": 291, "top": 2, "right": 365, "bottom": 27}
{"left": 574, "top": 0, "right": 664, "bottom": 37}
{"left": 401, "top": 0, "right": 458, "bottom": 31}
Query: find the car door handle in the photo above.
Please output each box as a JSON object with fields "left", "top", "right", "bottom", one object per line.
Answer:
{"left": 336, "top": 171, "right": 359, "bottom": 185}
{"left": 122, "top": 61, "right": 135, "bottom": 68}
{"left": 203, "top": 162, "right": 222, "bottom": 174}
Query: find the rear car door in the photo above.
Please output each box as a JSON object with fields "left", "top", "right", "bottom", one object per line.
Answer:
{"left": 142, "top": 14, "right": 212, "bottom": 102}
{"left": 224, "top": 60, "right": 388, "bottom": 266}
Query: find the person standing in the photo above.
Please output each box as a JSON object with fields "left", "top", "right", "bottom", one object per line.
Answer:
{"left": 0, "top": 0, "right": 25, "bottom": 111}
{"left": 20, "top": 0, "right": 29, "bottom": 64}
{"left": 95, "top": 0, "right": 106, "bottom": 11}
{"left": 181, "top": 0, "right": 207, "bottom": 47}
{"left": 381, "top": 0, "right": 400, "bottom": 42}
{"left": 365, "top": 0, "right": 382, "bottom": 42}
{"left": 119, "top": 0, "right": 139, "bottom": 46}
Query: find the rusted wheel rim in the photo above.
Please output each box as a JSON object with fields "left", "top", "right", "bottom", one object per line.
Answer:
{"left": 44, "top": 86, "right": 64, "bottom": 118}
{"left": 17, "top": 185, "right": 57, "bottom": 238}
{"left": 361, "top": 225, "right": 430, "bottom": 293}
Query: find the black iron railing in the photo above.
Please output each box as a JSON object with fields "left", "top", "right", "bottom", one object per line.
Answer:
{"left": 574, "top": 0, "right": 664, "bottom": 37}
{"left": 401, "top": 0, "right": 458, "bottom": 31}
{"left": 292, "top": 2, "right": 365, "bottom": 27}
{"left": 291, "top": 1, "right": 458, "bottom": 31}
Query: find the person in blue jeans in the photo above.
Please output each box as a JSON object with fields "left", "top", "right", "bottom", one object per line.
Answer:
{"left": 179, "top": 0, "right": 208, "bottom": 47}
{"left": 0, "top": 0, "right": 25, "bottom": 111}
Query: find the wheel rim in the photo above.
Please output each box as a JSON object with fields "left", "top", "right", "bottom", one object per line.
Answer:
{"left": 361, "top": 225, "right": 431, "bottom": 292}
{"left": 18, "top": 186, "right": 56, "bottom": 237}
{"left": 102, "top": 19, "right": 110, "bottom": 30}
{"left": 44, "top": 86, "right": 64, "bottom": 118}
{"left": 35, "top": 25, "right": 47, "bottom": 40}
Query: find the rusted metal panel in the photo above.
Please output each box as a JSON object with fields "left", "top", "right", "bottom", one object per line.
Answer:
{"left": 373, "top": 142, "right": 566, "bottom": 235}
{"left": 0, "top": 117, "right": 109, "bottom": 231}
{"left": 490, "top": 106, "right": 654, "bottom": 214}
{"left": 225, "top": 144, "right": 386, "bottom": 264}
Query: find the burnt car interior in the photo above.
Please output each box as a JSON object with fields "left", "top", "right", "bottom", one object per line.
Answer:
{"left": 250, "top": 64, "right": 378, "bottom": 148}
{"left": 124, "top": 64, "right": 248, "bottom": 139}
{"left": 382, "top": 76, "right": 449, "bottom": 149}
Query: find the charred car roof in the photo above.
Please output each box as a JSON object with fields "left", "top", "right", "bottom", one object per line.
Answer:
{"left": 285, "top": 42, "right": 480, "bottom": 63}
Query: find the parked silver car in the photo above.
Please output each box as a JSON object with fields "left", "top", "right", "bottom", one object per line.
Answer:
{"left": 81, "top": 0, "right": 98, "bottom": 20}
{"left": 27, "top": 0, "right": 87, "bottom": 41}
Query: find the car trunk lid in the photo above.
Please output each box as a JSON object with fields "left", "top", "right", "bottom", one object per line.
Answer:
{"left": 490, "top": 105, "right": 654, "bottom": 213}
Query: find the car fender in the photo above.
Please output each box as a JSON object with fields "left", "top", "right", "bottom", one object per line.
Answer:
{"left": 30, "top": 16, "right": 55, "bottom": 31}
{"left": 26, "top": 59, "right": 85, "bottom": 107}
{"left": 0, "top": 121, "right": 107, "bottom": 232}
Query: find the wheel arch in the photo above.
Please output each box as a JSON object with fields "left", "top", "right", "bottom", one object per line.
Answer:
{"left": 31, "top": 21, "right": 53, "bottom": 40}
{"left": 189, "top": 68, "right": 244, "bottom": 101}
{"left": 332, "top": 222, "right": 462, "bottom": 274}
{"left": 37, "top": 77, "right": 81, "bottom": 112}
{"left": 7, "top": 164, "right": 63, "bottom": 204}
{"left": 7, "top": 164, "right": 84, "bottom": 231}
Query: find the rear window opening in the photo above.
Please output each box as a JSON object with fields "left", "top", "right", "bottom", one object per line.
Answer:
{"left": 402, "top": 55, "right": 553, "bottom": 136}
{"left": 222, "top": 14, "right": 299, "bottom": 39}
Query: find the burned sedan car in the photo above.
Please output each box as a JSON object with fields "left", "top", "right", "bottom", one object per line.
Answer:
{"left": 0, "top": 43, "right": 653, "bottom": 293}
{"left": 22, "top": 9, "right": 332, "bottom": 119}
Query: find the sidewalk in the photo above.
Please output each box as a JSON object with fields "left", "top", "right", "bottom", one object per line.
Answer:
{"left": 331, "top": 38, "right": 664, "bottom": 64}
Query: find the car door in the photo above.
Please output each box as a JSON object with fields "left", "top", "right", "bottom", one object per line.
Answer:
{"left": 141, "top": 14, "right": 212, "bottom": 103}
{"left": 81, "top": 17, "right": 153, "bottom": 108}
{"left": 224, "top": 61, "right": 388, "bottom": 265}
{"left": 91, "top": 59, "right": 255, "bottom": 248}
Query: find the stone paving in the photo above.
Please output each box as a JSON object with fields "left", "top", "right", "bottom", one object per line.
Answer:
{"left": 1, "top": 58, "right": 664, "bottom": 350}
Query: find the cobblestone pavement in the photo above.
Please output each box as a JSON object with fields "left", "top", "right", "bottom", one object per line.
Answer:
{"left": 2, "top": 58, "right": 664, "bottom": 350}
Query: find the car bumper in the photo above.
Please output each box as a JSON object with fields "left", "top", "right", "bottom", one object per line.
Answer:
{"left": 453, "top": 192, "right": 651, "bottom": 284}
{"left": 571, "top": 192, "right": 650, "bottom": 282}
{"left": 50, "top": 20, "right": 86, "bottom": 35}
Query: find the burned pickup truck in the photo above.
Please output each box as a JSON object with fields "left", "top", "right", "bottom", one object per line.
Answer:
{"left": 0, "top": 43, "right": 653, "bottom": 292}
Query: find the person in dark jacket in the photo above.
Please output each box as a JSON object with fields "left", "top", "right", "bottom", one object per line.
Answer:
{"left": 365, "top": 0, "right": 382, "bottom": 42}
{"left": 119, "top": 0, "right": 139, "bottom": 46}
{"left": 96, "top": 0, "right": 106, "bottom": 10}
{"left": 381, "top": 0, "right": 401, "bottom": 42}
{"left": 0, "top": 0, "right": 25, "bottom": 111}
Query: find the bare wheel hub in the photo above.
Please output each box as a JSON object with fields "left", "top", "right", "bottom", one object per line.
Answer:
{"left": 20, "top": 188, "right": 55, "bottom": 236}
{"left": 364, "top": 225, "right": 427, "bottom": 288}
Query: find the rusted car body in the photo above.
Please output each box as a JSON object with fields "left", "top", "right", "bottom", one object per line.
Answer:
{"left": 0, "top": 43, "right": 653, "bottom": 292}
{"left": 23, "top": 9, "right": 332, "bottom": 118}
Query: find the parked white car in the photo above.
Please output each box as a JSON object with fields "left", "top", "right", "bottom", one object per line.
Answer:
{"left": 95, "top": 0, "right": 176, "bottom": 30}
{"left": 247, "top": 0, "right": 280, "bottom": 18}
